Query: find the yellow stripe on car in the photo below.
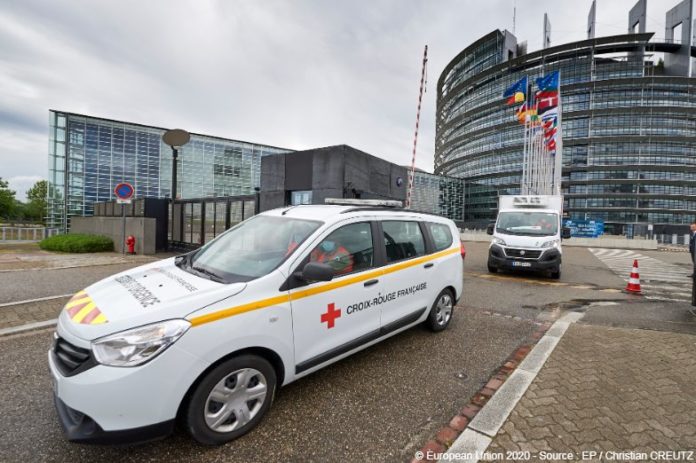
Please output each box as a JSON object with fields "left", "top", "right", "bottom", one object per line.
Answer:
{"left": 72, "top": 302, "right": 97, "bottom": 323}
{"left": 189, "top": 247, "right": 459, "bottom": 327}
{"left": 63, "top": 290, "right": 110, "bottom": 325}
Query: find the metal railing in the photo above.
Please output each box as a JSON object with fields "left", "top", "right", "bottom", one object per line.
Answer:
{"left": 0, "top": 227, "right": 59, "bottom": 242}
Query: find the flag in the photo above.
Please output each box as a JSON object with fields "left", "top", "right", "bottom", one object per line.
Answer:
{"left": 535, "top": 70, "right": 560, "bottom": 92}
{"left": 537, "top": 93, "right": 559, "bottom": 113}
{"left": 535, "top": 71, "right": 560, "bottom": 114}
{"left": 503, "top": 76, "right": 527, "bottom": 105}
{"left": 516, "top": 103, "right": 537, "bottom": 124}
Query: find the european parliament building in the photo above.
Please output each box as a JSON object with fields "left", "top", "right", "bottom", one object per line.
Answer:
{"left": 434, "top": 0, "right": 696, "bottom": 235}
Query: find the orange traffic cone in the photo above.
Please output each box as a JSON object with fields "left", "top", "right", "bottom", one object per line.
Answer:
{"left": 625, "top": 259, "right": 642, "bottom": 294}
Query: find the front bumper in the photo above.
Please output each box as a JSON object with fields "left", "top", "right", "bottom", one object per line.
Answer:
{"left": 488, "top": 244, "right": 561, "bottom": 272}
{"left": 48, "top": 331, "right": 210, "bottom": 444}
{"left": 53, "top": 392, "right": 174, "bottom": 444}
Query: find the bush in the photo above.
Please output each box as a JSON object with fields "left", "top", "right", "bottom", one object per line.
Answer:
{"left": 39, "top": 234, "right": 114, "bottom": 253}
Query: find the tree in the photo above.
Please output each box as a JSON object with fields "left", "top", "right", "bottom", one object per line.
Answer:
{"left": 25, "top": 180, "right": 47, "bottom": 224}
{"left": 0, "top": 177, "right": 17, "bottom": 219}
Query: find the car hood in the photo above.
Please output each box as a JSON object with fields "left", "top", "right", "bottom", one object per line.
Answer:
{"left": 58, "top": 257, "right": 246, "bottom": 341}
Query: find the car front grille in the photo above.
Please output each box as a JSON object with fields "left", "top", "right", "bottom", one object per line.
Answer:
{"left": 53, "top": 335, "right": 97, "bottom": 377}
{"left": 504, "top": 248, "right": 542, "bottom": 259}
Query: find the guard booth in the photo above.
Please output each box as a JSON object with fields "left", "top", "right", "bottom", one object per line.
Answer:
{"left": 169, "top": 195, "right": 257, "bottom": 251}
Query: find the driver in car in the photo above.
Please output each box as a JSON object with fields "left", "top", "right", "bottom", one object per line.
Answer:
{"left": 310, "top": 239, "right": 354, "bottom": 275}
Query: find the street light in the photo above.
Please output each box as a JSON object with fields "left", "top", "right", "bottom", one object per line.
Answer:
{"left": 162, "top": 129, "right": 191, "bottom": 201}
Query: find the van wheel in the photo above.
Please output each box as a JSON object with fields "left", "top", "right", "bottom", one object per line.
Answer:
{"left": 426, "top": 289, "right": 454, "bottom": 332}
{"left": 487, "top": 264, "right": 498, "bottom": 273}
{"left": 184, "top": 354, "right": 276, "bottom": 445}
{"left": 550, "top": 267, "right": 561, "bottom": 279}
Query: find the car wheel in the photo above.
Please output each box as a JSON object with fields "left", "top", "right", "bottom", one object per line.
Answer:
{"left": 426, "top": 288, "right": 455, "bottom": 332}
{"left": 184, "top": 354, "right": 276, "bottom": 445}
{"left": 487, "top": 264, "right": 498, "bottom": 273}
{"left": 550, "top": 267, "right": 561, "bottom": 279}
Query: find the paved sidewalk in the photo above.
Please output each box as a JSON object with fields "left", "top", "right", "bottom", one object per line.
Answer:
{"left": 486, "top": 322, "right": 696, "bottom": 459}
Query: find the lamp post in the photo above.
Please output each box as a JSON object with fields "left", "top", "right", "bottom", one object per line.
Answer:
{"left": 162, "top": 129, "right": 191, "bottom": 201}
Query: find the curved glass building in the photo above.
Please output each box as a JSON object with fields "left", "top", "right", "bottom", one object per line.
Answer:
{"left": 435, "top": 26, "right": 696, "bottom": 234}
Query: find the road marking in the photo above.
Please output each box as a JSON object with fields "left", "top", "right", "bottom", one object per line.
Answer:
{"left": 0, "top": 319, "right": 57, "bottom": 337}
{"left": 0, "top": 294, "right": 72, "bottom": 308}
{"left": 589, "top": 248, "right": 691, "bottom": 301}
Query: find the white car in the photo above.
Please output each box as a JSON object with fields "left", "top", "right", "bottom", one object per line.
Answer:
{"left": 49, "top": 203, "right": 464, "bottom": 445}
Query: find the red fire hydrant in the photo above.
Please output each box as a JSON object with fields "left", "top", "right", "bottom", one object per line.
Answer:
{"left": 126, "top": 235, "right": 136, "bottom": 255}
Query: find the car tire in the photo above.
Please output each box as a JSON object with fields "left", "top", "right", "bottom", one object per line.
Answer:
{"left": 487, "top": 264, "right": 498, "bottom": 273}
{"left": 184, "top": 354, "right": 276, "bottom": 446}
{"left": 550, "top": 267, "right": 561, "bottom": 279}
{"left": 426, "top": 288, "right": 455, "bottom": 332}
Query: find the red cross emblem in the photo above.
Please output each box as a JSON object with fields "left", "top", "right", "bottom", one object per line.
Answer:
{"left": 320, "top": 303, "right": 341, "bottom": 329}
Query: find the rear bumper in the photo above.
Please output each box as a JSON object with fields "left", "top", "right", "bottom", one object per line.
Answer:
{"left": 488, "top": 245, "right": 561, "bottom": 271}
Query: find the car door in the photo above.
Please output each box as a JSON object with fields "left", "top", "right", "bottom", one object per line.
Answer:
{"left": 289, "top": 220, "right": 382, "bottom": 375}
{"left": 377, "top": 219, "right": 435, "bottom": 328}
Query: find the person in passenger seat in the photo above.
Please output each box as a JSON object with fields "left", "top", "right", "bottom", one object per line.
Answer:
{"left": 310, "top": 240, "right": 354, "bottom": 275}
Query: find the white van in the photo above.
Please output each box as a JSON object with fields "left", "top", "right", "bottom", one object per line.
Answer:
{"left": 486, "top": 195, "right": 570, "bottom": 279}
{"left": 49, "top": 203, "right": 464, "bottom": 445}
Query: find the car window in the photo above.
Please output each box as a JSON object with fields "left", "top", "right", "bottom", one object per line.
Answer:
{"left": 187, "top": 215, "right": 321, "bottom": 283}
{"left": 427, "top": 223, "right": 453, "bottom": 251}
{"left": 382, "top": 221, "right": 425, "bottom": 262}
{"left": 309, "top": 222, "right": 373, "bottom": 277}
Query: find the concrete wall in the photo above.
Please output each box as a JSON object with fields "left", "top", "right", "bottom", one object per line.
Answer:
{"left": 258, "top": 145, "right": 408, "bottom": 210}
{"left": 71, "top": 216, "right": 157, "bottom": 254}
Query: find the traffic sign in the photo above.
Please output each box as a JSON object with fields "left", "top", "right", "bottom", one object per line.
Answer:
{"left": 114, "top": 182, "right": 134, "bottom": 204}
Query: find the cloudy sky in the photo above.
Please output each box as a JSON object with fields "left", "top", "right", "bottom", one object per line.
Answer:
{"left": 0, "top": 0, "right": 681, "bottom": 199}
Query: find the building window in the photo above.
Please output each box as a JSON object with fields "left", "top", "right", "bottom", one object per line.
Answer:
{"left": 291, "top": 191, "right": 312, "bottom": 205}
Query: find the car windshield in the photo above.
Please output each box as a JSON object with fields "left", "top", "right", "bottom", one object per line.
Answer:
{"left": 180, "top": 215, "right": 322, "bottom": 283}
{"left": 496, "top": 211, "right": 558, "bottom": 237}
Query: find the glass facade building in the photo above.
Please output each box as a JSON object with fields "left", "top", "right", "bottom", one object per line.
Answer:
{"left": 48, "top": 111, "right": 290, "bottom": 231}
{"left": 435, "top": 30, "right": 696, "bottom": 233}
{"left": 411, "top": 171, "right": 465, "bottom": 222}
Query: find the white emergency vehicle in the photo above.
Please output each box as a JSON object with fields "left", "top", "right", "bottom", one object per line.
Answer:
{"left": 49, "top": 201, "right": 465, "bottom": 445}
{"left": 486, "top": 195, "right": 570, "bottom": 279}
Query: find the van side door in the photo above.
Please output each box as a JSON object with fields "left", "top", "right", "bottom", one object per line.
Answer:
{"left": 376, "top": 220, "right": 434, "bottom": 329}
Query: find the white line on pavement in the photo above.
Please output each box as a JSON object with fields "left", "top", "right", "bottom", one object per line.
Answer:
{"left": 0, "top": 294, "right": 73, "bottom": 308}
{"left": 0, "top": 319, "right": 57, "bottom": 337}
{"left": 439, "top": 311, "right": 585, "bottom": 463}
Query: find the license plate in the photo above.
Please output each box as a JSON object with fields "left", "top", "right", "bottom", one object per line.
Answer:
{"left": 512, "top": 261, "right": 532, "bottom": 267}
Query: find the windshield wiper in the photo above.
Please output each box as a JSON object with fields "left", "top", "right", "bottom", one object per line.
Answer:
{"left": 191, "top": 265, "right": 226, "bottom": 283}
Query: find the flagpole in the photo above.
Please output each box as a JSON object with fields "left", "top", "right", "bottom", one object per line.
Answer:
{"left": 554, "top": 70, "right": 564, "bottom": 195}
{"left": 521, "top": 80, "right": 530, "bottom": 195}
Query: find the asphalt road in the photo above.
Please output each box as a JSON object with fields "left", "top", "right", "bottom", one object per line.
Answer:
{"left": 0, "top": 263, "right": 150, "bottom": 304}
{"left": 1, "top": 243, "right": 695, "bottom": 462}
{"left": 0, "top": 308, "right": 536, "bottom": 463}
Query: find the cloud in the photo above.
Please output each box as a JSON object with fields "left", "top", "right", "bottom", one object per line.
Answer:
{"left": 0, "top": 0, "right": 685, "bottom": 186}
{"left": 6, "top": 175, "right": 43, "bottom": 201}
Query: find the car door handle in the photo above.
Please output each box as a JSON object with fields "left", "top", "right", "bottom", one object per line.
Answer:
{"left": 364, "top": 279, "right": 379, "bottom": 287}
{"left": 424, "top": 263, "right": 434, "bottom": 269}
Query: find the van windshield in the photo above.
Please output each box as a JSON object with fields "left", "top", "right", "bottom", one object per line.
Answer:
{"left": 179, "top": 215, "right": 322, "bottom": 283}
{"left": 496, "top": 211, "right": 558, "bottom": 237}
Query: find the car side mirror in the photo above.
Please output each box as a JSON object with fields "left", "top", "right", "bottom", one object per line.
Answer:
{"left": 562, "top": 227, "right": 571, "bottom": 240}
{"left": 486, "top": 224, "right": 494, "bottom": 235}
{"left": 300, "top": 261, "right": 334, "bottom": 282}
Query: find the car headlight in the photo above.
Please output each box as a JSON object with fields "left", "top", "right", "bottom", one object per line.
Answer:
{"left": 92, "top": 319, "right": 190, "bottom": 367}
{"left": 492, "top": 237, "right": 506, "bottom": 246}
{"left": 541, "top": 239, "right": 560, "bottom": 249}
